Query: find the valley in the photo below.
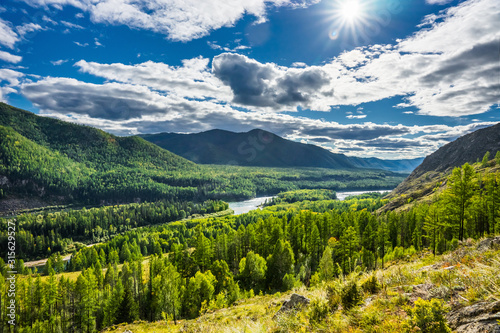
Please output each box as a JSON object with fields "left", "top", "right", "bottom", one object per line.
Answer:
{"left": 0, "top": 103, "right": 499, "bottom": 333}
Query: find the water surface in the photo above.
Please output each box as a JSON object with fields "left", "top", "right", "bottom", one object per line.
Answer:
{"left": 228, "top": 196, "right": 275, "bottom": 215}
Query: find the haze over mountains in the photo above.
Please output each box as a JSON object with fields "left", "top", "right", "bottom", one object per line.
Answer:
{"left": 140, "top": 129, "right": 424, "bottom": 173}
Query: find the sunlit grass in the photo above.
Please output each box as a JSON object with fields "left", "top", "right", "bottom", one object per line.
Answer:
{"left": 63, "top": 236, "right": 499, "bottom": 332}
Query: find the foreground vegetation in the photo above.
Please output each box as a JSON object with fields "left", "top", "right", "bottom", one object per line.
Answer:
{"left": 101, "top": 235, "right": 500, "bottom": 333}
{"left": 0, "top": 156, "right": 499, "bottom": 332}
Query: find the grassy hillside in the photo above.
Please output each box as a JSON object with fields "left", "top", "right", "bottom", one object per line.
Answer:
{"left": 382, "top": 157, "right": 500, "bottom": 212}
{"left": 102, "top": 237, "right": 500, "bottom": 333}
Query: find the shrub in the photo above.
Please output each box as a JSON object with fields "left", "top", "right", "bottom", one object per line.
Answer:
{"left": 326, "top": 284, "right": 341, "bottom": 311}
{"left": 282, "top": 273, "right": 298, "bottom": 291}
{"left": 308, "top": 298, "right": 330, "bottom": 323}
{"left": 341, "top": 281, "right": 363, "bottom": 311}
{"left": 403, "top": 298, "right": 451, "bottom": 333}
{"left": 361, "top": 275, "right": 381, "bottom": 294}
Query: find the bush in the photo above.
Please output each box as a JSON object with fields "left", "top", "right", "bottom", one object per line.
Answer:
{"left": 326, "top": 284, "right": 341, "bottom": 311}
{"left": 341, "top": 281, "right": 363, "bottom": 311}
{"left": 361, "top": 275, "right": 381, "bottom": 294}
{"left": 403, "top": 298, "right": 451, "bottom": 333}
{"left": 282, "top": 273, "right": 299, "bottom": 291}
{"left": 449, "top": 238, "right": 459, "bottom": 251}
{"left": 308, "top": 298, "right": 330, "bottom": 323}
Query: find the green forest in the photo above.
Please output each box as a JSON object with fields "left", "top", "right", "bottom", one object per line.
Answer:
{"left": 0, "top": 158, "right": 498, "bottom": 332}
{"left": 0, "top": 103, "right": 404, "bottom": 208}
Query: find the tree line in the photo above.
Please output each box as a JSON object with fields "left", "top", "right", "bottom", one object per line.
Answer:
{"left": 0, "top": 160, "right": 499, "bottom": 332}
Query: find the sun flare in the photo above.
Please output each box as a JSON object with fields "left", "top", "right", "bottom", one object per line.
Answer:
{"left": 340, "top": 0, "right": 361, "bottom": 21}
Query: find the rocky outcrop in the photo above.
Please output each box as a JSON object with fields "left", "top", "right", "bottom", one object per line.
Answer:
{"left": 274, "top": 294, "right": 310, "bottom": 318}
{"left": 447, "top": 301, "right": 500, "bottom": 333}
{"left": 477, "top": 237, "right": 500, "bottom": 251}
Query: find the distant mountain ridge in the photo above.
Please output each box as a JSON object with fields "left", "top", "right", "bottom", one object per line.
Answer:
{"left": 140, "top": 129, "right": 423, "bottom": 173}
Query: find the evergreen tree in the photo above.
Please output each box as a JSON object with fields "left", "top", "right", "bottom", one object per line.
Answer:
{"left": 443, "top": 163, "right": 477, "bottom": 241}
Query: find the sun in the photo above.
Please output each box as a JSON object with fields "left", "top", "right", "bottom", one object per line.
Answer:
{"left": 340, "top": 0, "right": 362, "bottom": 21}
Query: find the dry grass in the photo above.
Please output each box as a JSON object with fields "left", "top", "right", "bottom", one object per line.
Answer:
{"left": 102, "top": 236, "right": 500, "bottom": 333}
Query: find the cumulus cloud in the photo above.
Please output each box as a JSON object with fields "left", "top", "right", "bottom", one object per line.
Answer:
{"left": 75, "top": 57, "right": 232, "bottom": 101}
{"left": 212, "top": 53, "right": 332, "bottom": 110}
{"left": 0, "top": 68, "right": 24, "bottom": 102}
{"left": 0, "top": 19, "right": 19, "bottom": 48}
{"left": 21, "top": 77, "right": 198, "bottom": 120}
{"left": 21, "top": 0, "right": 319, "bottom": 42}
{"left": 0, "top": 50, "right": 22, "bottom": 63}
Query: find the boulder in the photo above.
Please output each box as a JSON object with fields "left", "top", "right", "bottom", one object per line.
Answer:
{"left": 274, "top": 294, "right": 310, "bottom": 318}
{"left": 477, "top": 237, "right": 500, "bottom": 251}
{"left": 446, "top": 301, "right": 500, "bottom": 333}
{"left": 409, "top": 283, "right": 434, "bottom": 303}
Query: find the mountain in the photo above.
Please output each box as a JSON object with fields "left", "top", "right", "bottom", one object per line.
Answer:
{"left": 0, "top": 102, "right": 198, "bottom": 210}
{"left": 0, "top": 103, "right": 194, "bottom": 172}
{"left": 0, "top": 103, "right": 408, "bottom": 212}
{"left": 140, "top": 129, "right": 423, "bottom": 173}
{"left": 383, "top": 122, "right": 500, "bottom": 211}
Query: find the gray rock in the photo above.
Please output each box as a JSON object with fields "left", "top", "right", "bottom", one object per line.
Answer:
{"left": 274, "top": 294, "right": 310, "bottom": 318}
{"left": 447, "top": 301, "right": 500, "bottom": 333}
{"left": 477, "top": 237, "right": 500, "bottom": 251}
{"left": 409, "top": 283, "right": 434, "bottom": 303}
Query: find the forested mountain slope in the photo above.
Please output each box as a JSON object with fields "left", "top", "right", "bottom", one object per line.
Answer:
{"left": 383, "top": 122, "right": 500, "bottom": 211}
{"left": 140, "top": 129, "right": 423, "bottom": 173}
{"left": 0, "top": 103, "right": 406, "bottom": 212}
{"left": 0, "top": 103, "right": 194, "bottom": 171}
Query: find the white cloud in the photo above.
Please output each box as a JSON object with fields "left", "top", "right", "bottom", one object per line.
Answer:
{"left": 51, "top": 59, "right": 68, "bottom": 65}
{"left": 0, "top": 19, "right": 19, "bottom": 49}
{"left": 16, "top": 22, "right": 44, "bottom": 37}
{"left": 0, "top": 50, "right": 22, "bottom": 63}
{"left": 21, "top": 0, "right": 320, "bottom": 42}
{"left": 74, "top": 41, "right": 88, "bottom": 47}
{"left": 75, "top": 57, "right": 232, "bottom": 102}
{"left": 346, "top": 114, "right": 366, "bottom": 119}
{"left": 61, "top": 20, "right": 84, "bottom": 29}
{"left": 291, "top": 62, "right": 307, "bottom": 68}
{"left": 207, "top": 41, "right": 250, "bottom": 52}
{"left": 0, "top": 68, "right": 24, "bottom": 102}
{"left": 426, "top": 0, "right": 454, "bottom": 4}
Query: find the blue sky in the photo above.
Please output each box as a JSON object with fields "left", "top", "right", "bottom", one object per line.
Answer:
{"left": 0, "top": 0, "right": 498, "bottom": 159}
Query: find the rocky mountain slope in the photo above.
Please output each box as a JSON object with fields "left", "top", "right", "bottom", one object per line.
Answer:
{"left": 383, "top": 122, "right": 500, "bottom": 211}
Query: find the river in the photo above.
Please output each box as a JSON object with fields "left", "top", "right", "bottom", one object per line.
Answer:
{"left": 335, "top": 189, "right": 391, "bottom": 201}
{"left": 228, "top": 190, "right": 391, "bottom": 216}
{"left": 228, "top": 196, "right": 275, "bottom": 215}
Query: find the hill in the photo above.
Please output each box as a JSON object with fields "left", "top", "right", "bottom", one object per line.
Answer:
{"left": 0, "top": 103, "right": 407, "bottom": 212}
{"left": 0, "top": 103, "right": 194, "bottom": 171}
{"left": 383, "top": 122, "right": 500, "bottom": 211}
{"left": 140, "top": 129, "right": 423, "bottom": 173}
{"left": 102, "top": 236, "right": 500, "bottom": 333}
